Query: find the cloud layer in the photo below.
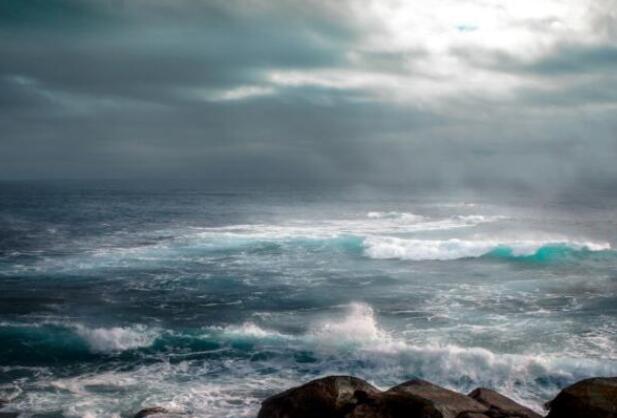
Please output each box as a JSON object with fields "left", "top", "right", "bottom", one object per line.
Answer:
{"left": 1, "top": 0, "right": 616, "bottom": 194}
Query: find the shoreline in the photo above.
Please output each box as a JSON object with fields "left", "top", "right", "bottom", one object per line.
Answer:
{"left": 2, "top": 375, "right": 612, "bottom": 417}
{"left": 254, "top": 375, "right": 615, "bottom": 418}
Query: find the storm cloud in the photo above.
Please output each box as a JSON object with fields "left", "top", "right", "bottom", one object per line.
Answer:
{"left": 1, "top": 0, "right": 616, "bottom": 194}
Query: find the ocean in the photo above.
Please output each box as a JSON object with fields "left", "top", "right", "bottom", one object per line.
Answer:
{"left": 1, "top": 181, "right": 616, "bottom": 417}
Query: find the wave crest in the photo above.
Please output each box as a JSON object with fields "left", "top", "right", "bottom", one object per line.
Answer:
{"left": 367, "top": 211, "right": 425, "bottom": 222}
{"left": 363, "top": 237, "right": 611, "bottom": 261}
{"left": 309, "top": 303, "right": 396, "bottom": 348}
{"left": 74, "top": 324, "right": 158, "bottom": 352}
{"left": 218, "top": 322, "right": 288, "bottom": 340}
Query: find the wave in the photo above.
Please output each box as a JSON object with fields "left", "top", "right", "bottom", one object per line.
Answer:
{"left": 363, "top": 237, "right": 611, "bottom": 261}
{"left": 217, "top": 322, "right": 290, "bottom": 340}
{"left": 138, "top": 213, "right": 503, "bottom": 255}
{"left": 0, "top": 322, "right": 160, "bottom": 364}
{"left": 192, "top": 212, "right": 496, "bottom": 240}
{"left": 198, "top": 302, "right": 617, "bottom": 409}
{"left": 201, "top": 303, "right": 396, "bottom": 350}
{"left": 4, "top": 304, "right": 617, "bottom": 416}
{"left": 308, "top": 303, "right": 400, "bottom": 349}
{"left": 9, "top": 210, "right": 511, "bottom": 274}
{"left": 367, "top": 211, "right": 425, "bottom": 221}
{"left": 74, "top": 324, "right": 159, "bottom": 352}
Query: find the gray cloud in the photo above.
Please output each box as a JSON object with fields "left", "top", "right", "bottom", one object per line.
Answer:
{"left": 0, "top": 0, "right": 616, "bottom": 197}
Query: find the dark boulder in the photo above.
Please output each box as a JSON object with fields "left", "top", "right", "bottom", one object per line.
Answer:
{"left": 259, "top": 377, "right": 540, "bottom": 418}
{"left": 468, "top": 388, "right": 542, "bottom": 418}
{"left": 347, "top": 391, "right": 440, "bottom": 418}
{"left": 258, "top": 375, "right": 380, "bottom": 418}
{"left": 348, "top": 379, "right": 489, "bottom": 418}
{"left": 546, "top": 377, "right": 617, "bottom": 418}
{"left": 134, "top": 406, "right": 169, "bottom": 418}
{"left": 385, "top": 379, "right": 488, "bottom": 418}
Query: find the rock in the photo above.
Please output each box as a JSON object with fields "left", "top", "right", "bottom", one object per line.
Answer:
{"left": 134, "top": 406, "right": 169, "bottom": 418}
{"left": 258, "top": 375, "right": 380, "bottom": 418}
{"left": 347, "top": 390, "right": 437, "bottom": 418}
{"left": 384, "top": 379, "right": 488, "bottom": 418}
{"left": 546, "top": 377, "right": 617, "bottom": 418}
{"left": 257, "top": 377, "right": 517, "bottom": 418}
{"left": 468, "top": 388, "right": 542, "bottom": 418}
{"left": 347, "top": 379, "right": 489, "bottom": 418}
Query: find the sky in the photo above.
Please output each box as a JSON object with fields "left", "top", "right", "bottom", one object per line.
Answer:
{"left": 1, "top": 0, "right": 616, "bottom": 193}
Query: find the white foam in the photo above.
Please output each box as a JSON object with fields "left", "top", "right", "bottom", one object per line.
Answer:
{"left": 24, "top": 209, "right": 510, "bottom": 273}
{"left": 74, "top": 324, "right": 158, "bottom": 352}
{"left": 367, "top": 211, "right": 425, "bottom": 222}
{"left": 363, "top": 236, "right": 611, "bottom": 261}
{"left": 219, "top": 322, "right": 288, "bottom": 339}
{"left": 26, "top": 360, "right": 292, "bottom": 418}
{"left": 304, "top": 303, "right": 617, "bottom": 411}
{"left": 189, "top": 211, "right": 501, "bottom": 243}
{"left": 310, "top": 303, "right": 394, "bottom": 347}
{"left": 10, "top": 304, "right": 617, "bottom": 417}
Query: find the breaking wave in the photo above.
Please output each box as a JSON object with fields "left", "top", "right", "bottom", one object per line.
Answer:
{"left": 363, "top": 237, "right": 611, "bottom": 261}
{"left": 74, "top": 324, "right": 159, "bottom": 353}
{"left": 367, "top": 211, "right": 425, "bottom": 221}
{"left": 198, "top": 302, "right": 617, "bottom": 409}
{"left": 4, "top": 303, "right": 617, "bottom": 416}
{"left": 309, "top": 303, "right": 397, "bottom": 348}
{"left": 0, "top": 322, "right": 160, "bottom": 363}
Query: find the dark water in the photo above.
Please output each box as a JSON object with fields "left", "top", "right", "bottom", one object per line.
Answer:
{"left": 1, "top": 181, "right": 616, "bottom": 417}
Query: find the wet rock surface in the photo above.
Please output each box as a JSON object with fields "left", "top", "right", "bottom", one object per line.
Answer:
{"left": 134, "top": 406, "right": 170, "bottom": 418}
{"left": 258, "top": 376, "right": 617, "bottom": 418}
{"left": 257, "top": 375, "right": 380, "bottom": 418}
{"left": 546, "top": 377, "right": 617, "bottom": 418}
{"left": 468, "top": 388, "right": 542, "bottom": 418}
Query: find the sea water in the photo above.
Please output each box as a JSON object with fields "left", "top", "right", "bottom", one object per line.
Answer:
{"left": 1, "top": 181, "right": 616, "bottom": 417}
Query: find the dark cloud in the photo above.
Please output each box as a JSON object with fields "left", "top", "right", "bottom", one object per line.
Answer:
{"left": 0, "top": 0, "right": 616, "bottom": 196}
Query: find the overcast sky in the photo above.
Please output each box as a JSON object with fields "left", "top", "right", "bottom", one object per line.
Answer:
{"left": 1, "top": 0, "right": 616, "bottom": 192}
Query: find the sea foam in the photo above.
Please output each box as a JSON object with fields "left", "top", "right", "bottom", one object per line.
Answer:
{"left": 219, "top": 322, "right": 288, "bottom": 340}
{"left": 309, "top": 303, "right": 396, "bottom": 348}
{"left": 7, "top": 303, "right": 617, "bottom": 417}
{"left": 363, "top": 237, "right": 611, "bottom": 261}
{"left": 74, "top": 324, "right": 158, "bottom": 352}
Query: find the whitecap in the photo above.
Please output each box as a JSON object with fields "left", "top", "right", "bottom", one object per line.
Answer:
{"left": 363, "top": 236, "right": 611, "bottom": 261}
{"left": 218, "top": 322, "right": 288, "bottom": 340}
{"left": 367, "top": 211, "right": 425, "bottom": 222}
{"left": 74, "top": 324, "right": 159, "bottom": 352}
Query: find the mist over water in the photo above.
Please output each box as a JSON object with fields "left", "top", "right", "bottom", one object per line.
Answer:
{"left": 1, "top": 181, "right": 616, "bottom": 417}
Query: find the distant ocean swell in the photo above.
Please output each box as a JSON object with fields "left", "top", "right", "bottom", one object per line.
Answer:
{"left": 4, "top": 211, "right": 611, "bottom": 275}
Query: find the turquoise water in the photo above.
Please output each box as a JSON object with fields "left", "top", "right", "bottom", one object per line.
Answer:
{"left": 1, "top": 182, "right": 616, "bottom": 417}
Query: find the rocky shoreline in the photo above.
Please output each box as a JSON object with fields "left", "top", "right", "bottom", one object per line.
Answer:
{"left": 257, "top": 376, "right": 616, "bottom": 418}
{"left": 1, "top": 376, "right": 615, "bottom": 417}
